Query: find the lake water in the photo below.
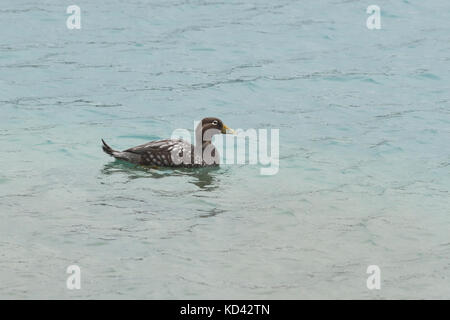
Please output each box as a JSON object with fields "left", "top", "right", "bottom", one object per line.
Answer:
{"left": 0, "top": 0, "right": 449, "bottom": 299}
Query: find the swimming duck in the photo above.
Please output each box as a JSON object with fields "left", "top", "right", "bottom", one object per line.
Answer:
{"left": 102, "top": 117, "right": 235, "bottom": 167}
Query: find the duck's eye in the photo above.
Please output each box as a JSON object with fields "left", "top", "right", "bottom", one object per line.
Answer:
{"left": 212, "top": 120, "right": 218, "bottom": 126}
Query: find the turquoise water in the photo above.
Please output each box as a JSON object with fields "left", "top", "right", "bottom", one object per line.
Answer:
{"left": 1, "top": 0, "right": 449, "bottom": 299}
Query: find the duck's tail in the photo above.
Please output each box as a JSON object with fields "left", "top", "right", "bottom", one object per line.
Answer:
{"left": 101, "top": 139, "right": 141, "bottom": 164}
{"left": 102, "top": 139, "right": 116, "bottom": 156}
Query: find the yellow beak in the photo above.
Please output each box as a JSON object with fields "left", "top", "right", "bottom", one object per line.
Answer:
{"left": 222, "top": 124, "right": 236, "bottom": 135}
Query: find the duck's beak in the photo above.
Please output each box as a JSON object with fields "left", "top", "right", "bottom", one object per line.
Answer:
{"left": 222, "top": 124, "right": 236, "bottom": 134}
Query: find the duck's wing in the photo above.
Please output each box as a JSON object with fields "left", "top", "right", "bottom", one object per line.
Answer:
{"left": 123, "top": 139, "right": 194, "bottom": 166}
{"left": 123, "top": 139, "right": 189, "bottom": 153}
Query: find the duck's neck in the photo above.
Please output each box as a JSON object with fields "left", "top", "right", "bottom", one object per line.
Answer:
{"left": 202, "top": 140, "right": 213, "bottom": 150}
{"left": 195, "top": 130, "right": 218, "bottom": 164}
{"left": 195, "top": 128, "right": 213, "bottom": 150}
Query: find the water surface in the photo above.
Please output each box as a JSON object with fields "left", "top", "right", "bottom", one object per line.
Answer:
{"left": 0, "top": 0, "right": 449, "bottom": 299}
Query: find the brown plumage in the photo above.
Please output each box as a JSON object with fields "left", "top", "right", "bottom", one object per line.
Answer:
{"left": 102, "top": 117, "right": 234, "bottom": 167}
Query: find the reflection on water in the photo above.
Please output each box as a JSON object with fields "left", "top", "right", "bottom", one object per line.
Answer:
{"left": 101, "top": 160, "right": 221, "bottom": 191}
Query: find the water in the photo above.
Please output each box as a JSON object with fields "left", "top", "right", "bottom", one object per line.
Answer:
{"left": 1, "top": 0, "right": 449, "bottom": 299}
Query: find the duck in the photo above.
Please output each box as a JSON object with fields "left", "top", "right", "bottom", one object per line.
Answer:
{"left": 101, "top": 117, "right": 235, "bottom": 167}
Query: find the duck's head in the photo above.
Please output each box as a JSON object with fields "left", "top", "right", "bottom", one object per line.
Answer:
{"left": 196, "top": 117, "right": 235, "bottom": 142}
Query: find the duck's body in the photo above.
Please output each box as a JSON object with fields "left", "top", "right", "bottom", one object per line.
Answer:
{"left": 102, "top": 138, "right": 217, "bottom": 167}
{"left": 102, "top": 117, "right": 234, "bottom": 168}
